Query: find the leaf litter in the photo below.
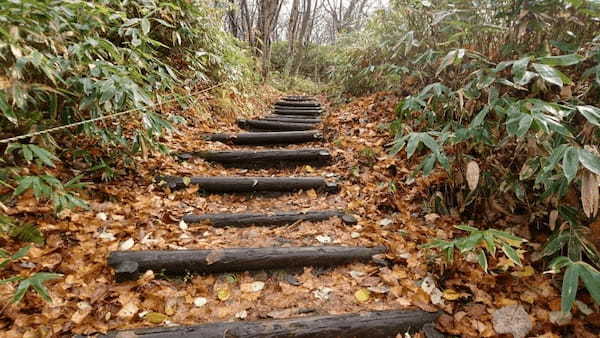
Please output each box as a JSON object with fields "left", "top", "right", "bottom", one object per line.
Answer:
{"left": 0, "top": 89, "right": 588, "bottom": 337}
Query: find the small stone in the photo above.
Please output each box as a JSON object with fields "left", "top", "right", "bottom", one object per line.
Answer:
{"left": 351, "top": 232, "right": 361, "bottom": 238}
{"left": 193, "top": 297, "right": 207, "bottom": 307}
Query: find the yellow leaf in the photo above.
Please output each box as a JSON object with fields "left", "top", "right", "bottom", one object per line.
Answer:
{"left": 511, "top": 265, "right": 535, "bottom": 278}
{"left": 442, "top": 289, "right": 461, "bottom": 300}
{"left": 304, "top": 165, "right": 315, "bottom": 173}
{"left": 354, "top": 288, "right": 370, "bottom": 303}
{"left": 144, "top": 312, "right": 168, "bottom": 324}
{"left": 217, "top": 288, "right": 230, "bottom": 301}
{"left": 182, "top": 177, "right": 191, "bottom": 186}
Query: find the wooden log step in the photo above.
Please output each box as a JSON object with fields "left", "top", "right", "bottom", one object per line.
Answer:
{"left": 157, "top": 176, "right": 339, "bottom": 193}
{"left": 267, "top": 114, "right": 322, "bottom": 120}
{"left": 272, "top": 109, "right": 322, "bottom": 116}
{"left": 182, "top": 210, "right": 357, "bottom": 227}
{"left": 261, "top": 117, "right": 321, "bottom": 124}
{"left": 178, "top": 149, "right": 331, "bottom": 165}
{"left": 85, "top": 309, "right": 439, "bottom": 337}
{"left": 275, "top": 101, "right": 321, "bottom": 108}
{"left": 283, "top": 95, "right": 314, "bottom": 101}
{"left": 108, "top": 245, "right": 387, "bottom": 281}
{"left": 273, "top": 105, "right": 323, "bottom": 111}
{"left": 238, "top": 119, "right": 316, "bottom": 131}
{"left": 205, "top": 131, "right": 322, "bottom": 145}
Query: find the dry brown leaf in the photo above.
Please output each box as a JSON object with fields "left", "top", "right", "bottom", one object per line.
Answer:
{"left": 581, "top": 170, "right": 599, "bottom": 218}
{"left": 466, "top": 161, "right": 480, "bottom": 191}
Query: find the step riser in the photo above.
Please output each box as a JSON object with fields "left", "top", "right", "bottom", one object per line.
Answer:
{"left": 272, "top": 110, "right": 322, "bottom": 116}
{"left": 238, "top": 119, "right": 316, "bottom": 131}
{"left": 179, "top": 149, "right": 330, "bottom": 164}
{"left": 88, "top": 310, "right": 439, "bottom": 338}
{"left": 157, "top": 176, "right": 339, "bottom": 193}
{"left": 267, "top": 114, "right": 322, "bottom": 119}
{"left": 182, "top": 210, "right": 345, "bottom": 227}
{"left": 275, "top": 102, "right": 321, "bottom": 108}
{"left": 260, "top": 117, "right": 320, "bottom": 124}
{"left": 108, "top": 246, "right": 386, "bottom": 281}
{"left": 206, "top": 131, "right": 322, "bottom": 145}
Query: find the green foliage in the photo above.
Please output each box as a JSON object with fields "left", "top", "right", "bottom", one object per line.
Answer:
{"left": 330, "top": 0, "right": 600, "bottom": 312}
{"left": 548, "top": 257, "right": 600, "bottom": 313}
{"left": 11, "top": 175, "right": 88, "bottom": 212}
{"left": 0, "top": 214, "right": 44, "bottom": 244}
{"left": 422, "top": 225, "right": 526, "bottom": 272}
{"left": 0, "top": 246, "right": 62, "bottom": 304}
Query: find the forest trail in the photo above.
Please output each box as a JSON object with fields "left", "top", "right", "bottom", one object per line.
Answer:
{"left": 87, "top": 95, "right": 440, "bottom": 337}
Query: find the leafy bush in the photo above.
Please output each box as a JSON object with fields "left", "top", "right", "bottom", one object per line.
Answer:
{"left": 331, "top": 0, "right": 600, "bottom": 314}
{"left": 0, "top": 0, "right": 257, "bottom": 211}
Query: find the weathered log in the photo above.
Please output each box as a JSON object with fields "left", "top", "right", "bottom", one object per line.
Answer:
{"left": 267, "top": 114, "right": 322, "bottom": 120}
{"left": 183, "top": 210, "right": 356, "bottom": 227}
{"left": 179, "top": 149, "right": 330, "bottom": 164}
{"left": 108, "top": 245, "right": 387, "bottom": 281}
{"left": 156, "top": 176, "right": 339, "bottom": 193}
{"left": 238, "top": 119, "right": 317, "bottom": 131}
{"left": 283, "top": 95, "right": 315, "bottom": 101}
{"left": 260, "top": 117, "right": 321, "bottom": 124}
{"left": 205, "top": 131, "right": 322, "bottom": 145}
{"left": 272, "top": 109, "right": 322, "bottom": 116}
{"left": 275, "top": 101, "right": 321, "bottom": 108}
{"left": 83, "top": 309, "right": 439, "bottom": 338}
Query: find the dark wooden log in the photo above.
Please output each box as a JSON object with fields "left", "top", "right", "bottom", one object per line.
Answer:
{"left": 272, "top": 109, "right": 322, "bottom": 116}
{"left": 267, "top": 114, "right": 322, "bottom": 120}
{"left": 422, "top": 323, "right": 446, "bottom": 338}
{"left": 275, "top": 101, "right": 321, "bottom": 108}
{"left": 182, "top": 210, "right": 355, "bottom": 227}
{"left": 82, "top": 309, "right": 439, "bottom": 338}
{"left": 108, "top": 245, "right": 387, "bottom": 281}
{"left": 156, "top": 176, "right": 339, "bottom": 193}
{"left": 178, "top": 149, "right": 330, "bottom": 165}
{"left": 205, "top": 131, "right": 322, "bottom": 145}
{"left": 260, "top": 117, "right": 320, "bottom": 124}
{"left": 273, "top": 106, "right": 323, "bottom": 111}
{"left": 238, "top": 119, "right": 316, "bottom": 131}
{"left": 283, "top": 95, "right": 314, "bottom": 101}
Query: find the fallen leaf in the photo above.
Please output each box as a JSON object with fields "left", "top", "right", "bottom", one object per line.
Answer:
{"left": 194, "top": 297, "right": 207, "bottom": 307}
{"left": 240, "top": 281, "right": 265, "bottom": 293}
{"left": 466, "top": 161, "right": 480, "bottom": 191}
{"left": 117, "top": 303, "right": 139, "bottom": 319}
{"left": 144, "top": 312, "right": 168, "bottom": 324}
{"left": 313, "top": 287, "right": 333, "bottom": 301}
{"left": 492, "top": 304, "right": 532, "bottom": 338}
{"left": 217, "top": 288, "right": 230, "bottom": 301}
{"left": 355, "top": 288, "right": 370, "bottom": 302}
{"left": 119, "top": 238, "right": 135, "bottom": 250}
{"left": 316, "top": 235, "right": 332, "bottom": 243}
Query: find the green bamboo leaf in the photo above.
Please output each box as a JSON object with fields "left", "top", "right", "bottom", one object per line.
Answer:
{"left": 532, "top": 63, "right": 570, "bottom": 87}
{"left": 578, "top": 149, "right": 600, "bottom": 175}
{"left": 477, "top": 249, "right": 488, "bottom": 273}
{"left": 537, "top": 54, "right": 583, "bottom": 66}
{"left": 562, "top": 147, "right": 580, "bottom": 182}
{"left": 501, "top": 244, "right": 522, "bottom": 266}
{"left": 577, "top": 105, "right": 600, "bottom": 127}
{"left": 29, "top": 145, "right": 58, "bottom": 168}
{"left": 561, "top": 264, "right": 580, "bottom": 313}
{"left": 579, "top": 263, "right": 600, "bottom": 305}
